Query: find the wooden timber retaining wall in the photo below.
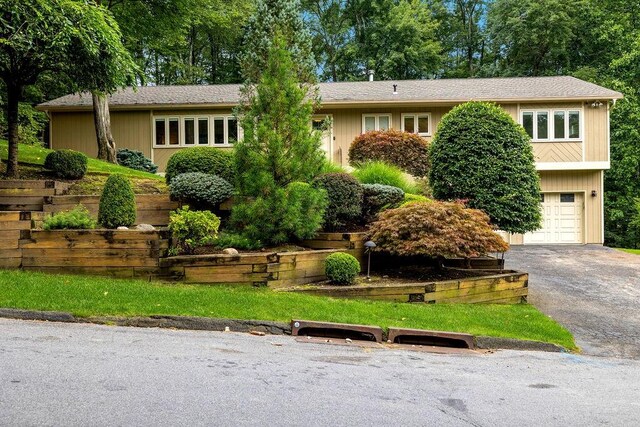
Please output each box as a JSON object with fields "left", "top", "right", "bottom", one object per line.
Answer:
{"left": 0, "top": 212, "right": 31, "bottom": 268}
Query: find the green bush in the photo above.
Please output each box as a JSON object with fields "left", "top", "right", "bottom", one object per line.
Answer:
{"left": 213, "top": 232, "right": 263, "bottom": 251}
{"left": 361, "top": 184, "right": 405, "bottom": 223}
{"left": 165, "top": 147, "right": 234, "bottom": 184}
{"left": 169, "top": 206, "right": 221, "bottom": 255}
{"left": 429, "top": 102, "right": 541, "bottom": 234}
{"left": 401, "top": 193, "right": 430, "bottom": 206}
{"left": 325, "top": 252, "right": 360, "bottom": 285}
{"left": 42, "top": 204, "right": 97, "bottom": 230}
{"left": 169, "top": 172, "right": 234, "bottom": 209}
{"left": 98, "top": 174, "right": 137, "bottom": 228}
{"left": 351, "top": 161, "right": 418, "bottom": 194}
{"left": 349, "top": 129, "right": 430, "bottom": 177}
{"left": 117, "top": 149, "right": 158, "bottom": 173}
{"left": 44, "top": 149, "right": 88, "bottom": 180}
{"left": 312, "top": 173, "right": 363, "bottom": 231}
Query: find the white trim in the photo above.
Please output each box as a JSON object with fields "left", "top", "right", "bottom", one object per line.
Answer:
{"left": 153, "top": 114, "right": 238, "bottom": 148}
{"left": 519, "top": 107, "right": 584, "bottom": 142}
{"left": 606, "top": 102, "right": 611, "bottom": 163}
{"left": 400, "top": 113, "right": 432, "bottom": 136}
{"left": 600, "top": 171, "right": 605, "bottom": 244}
{"left": 361, "top": 113, "right": 392, "bottom": 132}
{"left": 536, "top": 161, "right": 610, "bottom": 171}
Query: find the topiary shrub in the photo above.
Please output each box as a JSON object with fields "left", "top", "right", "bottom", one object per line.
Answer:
{"left": 98, "top": 174, "right": 137, "bottom": 228}
{"left": 361, "top": 183, "right": 405, "bottom": 223}
{"left": 349, "top": 129, "right": 430, "bottom": 177}
{"left": 169, "top": 172, "right": 234, "bottom": 210}
{"left": 367, "top": 201, "right": 509, "bottom": 259}
{"left": 312, "top": 173, "right": 363, "bottom": 231}
{"left": 429, "top": 102, "right": 541, "bottom": 234}
{"left": 169, "top": 206, "right": 221, "bottom": 255}
{"left": 165, "top": 147, "right": 234, "bottom": 184}
{"left": 325, "top": 252, "right": 361, "bottom": 285}
{"left": 351, "top": 161, "right": 418, "bottom": 194}
{"left": 44, "top": 149, "right": 88, "bottom": 179}
{"left": 42, "top": 204, "right": 97, "bottom": 230}
{"left": 117, "top": 148, "right": 158, "bottom": 173}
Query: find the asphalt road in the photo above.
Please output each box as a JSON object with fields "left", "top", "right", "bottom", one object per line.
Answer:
{"left": 1, "top": 319, "right": 640, "bottom": 426}
{"left": 505, "top": 245, "right": 640, "bottom": 359}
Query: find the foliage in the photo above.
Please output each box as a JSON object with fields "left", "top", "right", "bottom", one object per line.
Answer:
{"left": 42, "top": 204, "right": 97, "bottom": 230}
{"left": 401, "top": 193, "right": 430, "bottom": 206}
{"left": 320, "top": 159, "right": 347, "bottom": 174}
{"left": 325, "top": 252, "right": 360, "bottom": 285}
{"left": 429, "top": 102, "right": 541, "bottom": 234}
{"left": 44, "top": 149, "right": 88, "bottom": 180}
{"left": 351, "top": 161, "right": 418, "bottom": 194}
{"left": 361, "top": 184, "right": 405, "bottom": 223}
{"left": 312, "top": 173, "right": 363, "bottom": 231}
{"left": 213, "top": 232, "right": 263, "bottom": 251}
{"left": 169, "top": 206, "right": 221, "bottom": 255}
{"left": 368, "top": 201, "right": 509, "bottom": 258}
{"left": 116, "top": 149, "right": 158, "bottom": 174}
{"left": 349, "top": 130, "right": 430, "bottom": 177}
{"left": 169, "top": 172, "right": 234, "bottom": 210}
{"left": 165, "top": 147, "right": 234, "bottom": 184}
{"left": 98, "top": 174, "right": 137, "bottom": 228}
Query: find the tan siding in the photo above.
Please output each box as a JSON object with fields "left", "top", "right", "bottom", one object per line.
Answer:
{"left": 50, "top": 112, "right": 97, "bottom": 157}
{"left": 519, "top": 103, "right": 583, "bottom": 110}
{"left": 111, "top": 111, "right": 152, "bottom": 157}
{"left": 532, "top": 142, "right": 582, "bottom": 162}
{"left": 151, "top": 108, "right": 233, "bottom": 116}
{"left": 584, "top": 105, "right": 608, "bottom": 162}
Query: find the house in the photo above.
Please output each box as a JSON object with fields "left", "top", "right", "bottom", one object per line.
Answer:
{"left": 37, "top": 76, "right": 623, "bottom": 245}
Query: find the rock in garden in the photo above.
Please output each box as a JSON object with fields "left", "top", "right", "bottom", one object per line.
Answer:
{"left": 222, "top": 248, "right": 239, "bottom": 255}
{"left": 116, "top": 226, "right": 129, "bottom": 230}
{"left": 135, "top": 223, "right": 156, "bottom": 231}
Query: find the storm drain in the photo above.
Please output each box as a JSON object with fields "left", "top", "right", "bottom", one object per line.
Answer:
{"left": 388, "top": 328, "right": 475, "bottom": 349}
{"left": 291, "top": 320, "right": 383, "bottom": 343}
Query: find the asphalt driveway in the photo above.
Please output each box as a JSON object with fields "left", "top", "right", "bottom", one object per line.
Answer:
{"left": 505, "top": 245, "right": 640, "bottom": 359}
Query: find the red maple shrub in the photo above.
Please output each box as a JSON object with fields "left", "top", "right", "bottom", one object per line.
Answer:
{"left": 367, "top": 201, "right": 509, "bottom": 258}
{"left": 349, "top": 130, "right": 430, "bottom": 177}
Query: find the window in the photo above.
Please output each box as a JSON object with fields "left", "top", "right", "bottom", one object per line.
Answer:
{"left": 560, "top": 193, "right": 575, "bottom": 203}
{"left": 198, "top": 118, "right": 209, "bottom": 145}
{"left": 362, "top": 114, "right": 391, "bottom": 132}
{"left": 520, "top": 109, "right": 581, "bottom": 141}
{"left": 212, "top": 117, "right": 238, "bottom": 146}
{"left": 184, "top": 118, "right": 195, "bottom": 145}
{"left": 540, "top": 194, "right": 545, "bottom": 203}
{"left": 401, "top": 113, "right": 431, "bottom": 136}
{"left": 154, "top": 114, "right": 239, "bottom": 147}
{"left": 155, "top": 119, "right": 166, "bottom": 146}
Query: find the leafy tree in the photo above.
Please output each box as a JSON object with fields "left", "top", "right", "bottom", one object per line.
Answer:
{"left": 429, "top": 102, "right": 541, "bottom": 234}
{"left": 443, "top": 0, "right": 488, "bottom": 77}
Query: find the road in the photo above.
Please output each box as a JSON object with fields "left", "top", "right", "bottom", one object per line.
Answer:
{"left": 1, "top": 319, "right": 640, "bottom": 426}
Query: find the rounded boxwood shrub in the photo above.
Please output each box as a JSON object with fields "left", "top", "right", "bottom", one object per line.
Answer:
{"left": 351, "top": 161, "right": 418, "bottom": 194}
{"left": 325, "top": 252, "right": 361, "bottom": 285}
{"left": 361, "top": 183, "right": 404, "bottom": 223}
{"left": 169, "top": 172, "right": 234, "bottom": 209}
{"left": 429, "top": 102, "right": 541, "bottom": 234}
{"left": 312, "top": 173, "right": 363, "bottom": 231}
{"left": 98, "top": 174, "right": 137, "bottom": 228}
{"left": 117, "top": 148, "right": 158, "bottom": 173}
{"left": 349, "top": 129, "right": 430, "bottom": 177}
{"left": 165, "top": 147, "right": 234, "bottom": 184}
{"left": 44, "top": 149, "right": 88, "bottom": 180}
{"left": 169, "top": 206, "right": 221, "bottom": 254}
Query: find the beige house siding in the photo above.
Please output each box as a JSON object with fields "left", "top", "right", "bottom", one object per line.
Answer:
{"left": 532, "top": 142, "right": 582, "bottom": 163}
{"left": 584, "top": 103, "right": 609, "bottom": 162}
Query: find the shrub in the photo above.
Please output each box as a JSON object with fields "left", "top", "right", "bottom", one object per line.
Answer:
{"left": 42, "top": 204, "right": 97, "bottom": 230}
{"left": 367, "top": 201, "right": 509, "bottom": 259}
{"left": 325, "top": 252, "right": 361, "bottom": 285}
{"left": 361, "top": 184, "right": 405, "bottom": 223}
{"left": 98, "top": 174, "right": 137, "bottom": 228}
{"left": 165, "top": 147, "right": 234, "bottom": 184}
{"left": 401, "top": 193, "right": 430, "bottom": 206}
{"left": 213, "top": 232, "right": 263, "bottom": 251}
{"left": 169, "top": 206, "right": 221, "bottom": 255}
{"left": 312, "top": 173, "right": 363, "bottom": 231}
{"left": 117, "top": 148, "right": 158, "bottom": 173}
{"left": 169, "top": 172, "right": 234, "bottom": 209}
{"left": 429, "top": 102, "right": 541, "bottom": 234}
{"left": 320, "top": 160, "right": 347, "bottom": 174}
{"left": 351, "top": 161, "right": 418, "bottom": 194}
{"left": 349, "top": 129, "right": 430, "bottom": 177}
{"left": 44, "top": 149, "right": 88, "bottom": 180}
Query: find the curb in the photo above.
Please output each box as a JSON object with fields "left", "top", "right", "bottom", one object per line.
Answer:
{"left": 0, "top": 308, "right": 566, "bottom": 353}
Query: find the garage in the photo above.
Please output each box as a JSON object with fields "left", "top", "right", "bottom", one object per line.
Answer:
{"left": 524, "top": 192, "right": 584, "bottom": 244}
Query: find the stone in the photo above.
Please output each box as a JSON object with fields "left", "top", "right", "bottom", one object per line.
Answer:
{"left": 222, "top": 248, "right": 239, "bottom": 255}
{"left": 116, "top": 226, "right": 129, "bottom": 230}
{"left": 135, "top": 224, "right": 156, "bottom": 231}
{"left": 250, "top": 330, "right": 266, "bottom": 336}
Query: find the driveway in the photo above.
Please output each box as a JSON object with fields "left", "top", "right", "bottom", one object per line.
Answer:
{"left": 505, "top": 245, "right": 640, "bottom": 359}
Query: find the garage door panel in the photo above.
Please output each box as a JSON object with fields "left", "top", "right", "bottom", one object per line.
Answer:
{"left": 524, "top": 192, "right": 583, "bottom": 244}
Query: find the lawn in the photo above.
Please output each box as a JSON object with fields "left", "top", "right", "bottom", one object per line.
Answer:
{"left": 618, "top": 248, "right": 640, "bottom": 255}
{"left": 0, "top": 269, "right": 576, "bottom": 350}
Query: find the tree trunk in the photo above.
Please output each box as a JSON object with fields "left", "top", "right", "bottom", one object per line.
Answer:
{"left": 92, "top": 92, "right": 117, "bottom": 163}
{"left": 5, "top": 83, "right": 21, "bottom": 178}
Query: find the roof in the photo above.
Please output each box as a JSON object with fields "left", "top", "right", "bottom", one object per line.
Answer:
{"left": 38, "top": 76, "right": 623, "bottom": 111}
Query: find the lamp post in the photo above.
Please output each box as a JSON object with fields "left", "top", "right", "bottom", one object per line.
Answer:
{"left": 364, "top": 240, "right": 376, "bottom": 280}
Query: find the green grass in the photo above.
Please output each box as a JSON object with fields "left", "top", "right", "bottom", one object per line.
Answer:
{"left": 617, "top": 248, "right": 640, "bottom": 255}
{"left": 0, "top": 269, "right": 576, "bottom": 350}
{"left": 352, "top": 161, "right": 420, "bottom": 194}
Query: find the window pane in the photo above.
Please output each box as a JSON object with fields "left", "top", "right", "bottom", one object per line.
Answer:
{"left": 227, "top": 118, "right": 238, "bottom": 143}
{"left": 540, "top": 194, "right": 545, "bottom": 203}
{"left": 560, "top": 193, "right": 575, "bottom": 203}
{"left": 214, "top": 118, "right": 225, "bottom": 144}
{"left": 311, "top": 118, "right": 324, "bottom": 131}
{"left": 418, "top": 116, "right": 429, "bottom": 134}
{"left": 522, "top": 112, "right": 533, "bottom": 138}
{"left": 569, "top": 111, "right": 580, "bottom": 138}
{"left": 554, "top": 112, "right": 565, "bottom": 139}
{"left": 537, "top": 112, "right": 548, "bottom": 139}
{"left": 404, "top": 116, "right": 415, "bottom": 133}
{"left": 155, "top": 119, "right": 165, "bottom": 145}
{"left": 378, "top": 115, "right": 390, "bottom": 131}
{"left": 169, "top": 118, "right": 179, "bottom": 145}
{"left": 198, "top": 118, "right": 209, "bottom": 144}
{"left": 364, "top": 116, "right": 376, "bottom": 132}
{"left": 184, "top": 118, "right": 195, "bottom": 145}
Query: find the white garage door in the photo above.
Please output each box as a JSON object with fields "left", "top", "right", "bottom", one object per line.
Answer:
{"left": 524, "top": 193, "right": 584, "bottom": 244}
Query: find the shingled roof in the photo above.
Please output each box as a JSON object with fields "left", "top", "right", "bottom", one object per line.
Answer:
{"left": 38, "top": 76, "right": 623, "bottom": 111}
